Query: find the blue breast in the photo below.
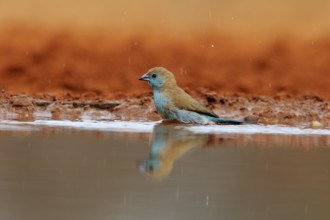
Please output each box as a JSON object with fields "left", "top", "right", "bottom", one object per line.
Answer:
{"left": 153, "top": 90, "right": 175, "bottom": 120}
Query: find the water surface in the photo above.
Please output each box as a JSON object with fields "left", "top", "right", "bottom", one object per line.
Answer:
{"left": 0, "top": 122, "right": 329, "bottom": 220}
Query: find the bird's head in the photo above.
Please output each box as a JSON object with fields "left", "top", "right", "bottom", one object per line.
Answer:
{"left": 139, "top": 67, "right": 177, "bottom": 90}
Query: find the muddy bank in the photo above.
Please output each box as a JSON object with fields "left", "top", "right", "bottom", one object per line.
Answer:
{"left": 0, "top": 91, "right": 329, "bottom": 128}
{"left": 0, "top": 27, "right": 329, "bottom": 128}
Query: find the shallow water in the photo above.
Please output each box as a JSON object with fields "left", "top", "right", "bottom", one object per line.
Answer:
{"left": 0, "top": 121, "right": 330, "bottom": 220}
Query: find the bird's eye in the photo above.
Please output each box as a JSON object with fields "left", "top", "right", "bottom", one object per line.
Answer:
{"left": 151, "top": 73, "right": 157, "bottom": 78}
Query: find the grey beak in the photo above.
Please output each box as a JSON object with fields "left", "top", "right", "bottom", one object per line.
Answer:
{"left": 139, "top": 73, "right": 150, "bottom": 81}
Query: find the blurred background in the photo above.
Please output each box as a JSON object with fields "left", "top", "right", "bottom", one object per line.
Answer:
{"left": 1, "top": 0, "right": 330, "bottom": 34}
{"left": 0, "top": 0, "right": 330, "bottom": 97}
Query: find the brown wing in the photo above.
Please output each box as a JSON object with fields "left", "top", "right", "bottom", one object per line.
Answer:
{"left": 169, "top": 87, "right": 218, "bottom": 118}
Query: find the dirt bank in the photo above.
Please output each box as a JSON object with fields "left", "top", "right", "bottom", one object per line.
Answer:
{"left": 0, "top": 27, "right": 329, "bottom": 127}
{"left": 0, "top": 90, "right": 329, "bottom": 128}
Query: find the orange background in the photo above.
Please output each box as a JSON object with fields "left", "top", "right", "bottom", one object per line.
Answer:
{"left": 0, "top": 1, "right": 329, "bottom": 98}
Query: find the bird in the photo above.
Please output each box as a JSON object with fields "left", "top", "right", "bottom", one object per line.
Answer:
{"left": 139, "top": 67, "right": 247, "bottom": 125}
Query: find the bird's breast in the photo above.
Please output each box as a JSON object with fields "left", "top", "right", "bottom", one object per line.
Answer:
{"left": 153, "top": 90, "right": 175, "bottom": 119}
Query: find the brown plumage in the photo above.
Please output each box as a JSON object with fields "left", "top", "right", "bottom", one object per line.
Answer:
{"left": 139, "top": 67, "right": 245, "bottom": 125}
{"left": 146, "top": 67, "right": 217, "bottom": 117}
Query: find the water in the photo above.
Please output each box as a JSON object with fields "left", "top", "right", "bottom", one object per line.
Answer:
{"left": 0, "top": 121, "right": 330, "bottom": 220}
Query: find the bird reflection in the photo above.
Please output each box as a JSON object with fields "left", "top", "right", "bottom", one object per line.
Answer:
{"left": 137, "top": 122, "right": 212, "bottom": 180}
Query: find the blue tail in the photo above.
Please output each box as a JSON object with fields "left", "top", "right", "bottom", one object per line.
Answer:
{"left": 213, "top": 117, "right": 245, "bottom": 125}
{"left": 213, "top": 117, "right": 258, "bottom": 125}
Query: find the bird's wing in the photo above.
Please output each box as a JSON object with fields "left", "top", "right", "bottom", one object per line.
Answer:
{"left": 169, "top": 87, "right": 218, "bottom": 118}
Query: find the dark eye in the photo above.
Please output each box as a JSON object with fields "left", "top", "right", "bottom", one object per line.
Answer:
{"left": 151, "top": 73, "right": 157, "bottom": 78}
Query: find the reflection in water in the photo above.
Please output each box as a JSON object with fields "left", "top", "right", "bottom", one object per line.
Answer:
{"left": 137, "top": 122, "right": 249, "bottom": 180}
{"left": 137, "top": 123, "right": 330, "bottom": 180}
{"left": 0, "top": 124, "right": 330, "bottom": 220}
{"left": 138, "top": 123, "right": 212, "bottom": 179}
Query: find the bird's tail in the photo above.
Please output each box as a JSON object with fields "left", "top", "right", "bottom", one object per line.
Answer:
{"left": 213, "top": 117, "right": 256, "bottom": 125}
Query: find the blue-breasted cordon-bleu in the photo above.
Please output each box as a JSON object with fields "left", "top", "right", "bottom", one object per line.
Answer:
{"left": 139, "top": 67, "right": 248, "bottom": 125}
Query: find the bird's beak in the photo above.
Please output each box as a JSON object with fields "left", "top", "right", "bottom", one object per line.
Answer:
{"left": 139, "top": 73, "right": 150, "bottom": 81}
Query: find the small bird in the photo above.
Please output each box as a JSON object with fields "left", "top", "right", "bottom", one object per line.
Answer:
{"left": 139, "top": 67, "right": 246, "bottom": 125}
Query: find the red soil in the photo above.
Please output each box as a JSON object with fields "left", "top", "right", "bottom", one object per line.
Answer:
{"left": 0, "top": 27, "right": 329, "bottom": 127}
{"left": 0, "top": 27, "right": 329, "bottom": 98}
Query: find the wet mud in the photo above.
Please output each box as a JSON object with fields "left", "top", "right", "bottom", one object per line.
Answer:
{"left": 0, "top": 91, "right": 329, "bottom": 128}
{"left": 0, "top": 27, "right": 329, "bottom": 128}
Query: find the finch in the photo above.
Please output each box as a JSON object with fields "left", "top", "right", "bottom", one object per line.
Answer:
{"left": 139, "top": 67, "right": 246, "bottom": 125}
